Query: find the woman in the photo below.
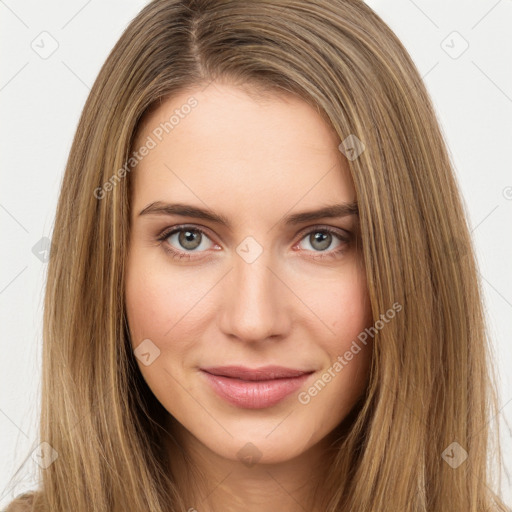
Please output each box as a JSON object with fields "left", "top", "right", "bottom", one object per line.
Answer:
{"left": 5, "top": 0, "right": 510, "bottom": 511}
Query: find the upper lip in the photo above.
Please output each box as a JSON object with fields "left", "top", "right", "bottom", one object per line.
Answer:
{"left": 201, "top": 365, "right": 314, "bottom": 381}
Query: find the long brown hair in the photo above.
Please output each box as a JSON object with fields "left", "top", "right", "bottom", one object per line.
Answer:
{"left": 5, "top": 0, "right": 510, "bottom": 510}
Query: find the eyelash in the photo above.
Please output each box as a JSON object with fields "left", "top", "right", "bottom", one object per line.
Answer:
{"left": 155, "top": 224, "right": 351, "bottom": 262}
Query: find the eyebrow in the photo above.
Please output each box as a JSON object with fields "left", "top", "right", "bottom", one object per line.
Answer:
{"left": 138, "top": 201, "right": 358, "bottom": 228}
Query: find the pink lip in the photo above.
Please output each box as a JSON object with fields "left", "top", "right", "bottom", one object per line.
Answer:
{"left": 200, "top": 366, "right": 315, "bottom": 409}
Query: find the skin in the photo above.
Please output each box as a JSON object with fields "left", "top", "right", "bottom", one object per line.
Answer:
{"left": 125, "top": 81, "right": 373, "bottom": 512}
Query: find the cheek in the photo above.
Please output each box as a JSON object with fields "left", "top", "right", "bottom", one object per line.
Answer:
{"left": 308, "top": 263, "right": 372, "bottom": 344}
{"left": 125, "top": 269, "right": 169, "bottom": 341}
{"left": 124, "top": 256, "right": 182, "bottom": 386}
{"left": 124, "top": 250, "right": 213, "bottom": 375}
{"left": 306, "top": 267, "right": 373, "bottom": 397}
{"left": 125, "top": 249, "right": 198, "bottom": 342}
{"left": 124, "top": 253, "right": 195, "bottom": 406}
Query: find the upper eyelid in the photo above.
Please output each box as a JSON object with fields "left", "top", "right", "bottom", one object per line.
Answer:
{"left": 296, "top": 224, "right": 350, "bottom": 238}
{"left": 158, "top": 224, "right": 218, "bottom": 244}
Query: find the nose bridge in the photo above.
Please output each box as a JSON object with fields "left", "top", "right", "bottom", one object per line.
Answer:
{"left": 220, "top": 240, "right": 287, "bottom": 342}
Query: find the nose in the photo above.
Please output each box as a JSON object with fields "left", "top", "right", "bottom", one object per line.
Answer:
{"left": 218, "top": 248, "right": 291, "bottom": 343}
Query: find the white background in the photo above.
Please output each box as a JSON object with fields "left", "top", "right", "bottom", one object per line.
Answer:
{"left": 1, "top": 0, "right": 511, "bottom": 508}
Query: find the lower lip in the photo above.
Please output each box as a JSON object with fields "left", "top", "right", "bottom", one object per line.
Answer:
{"left": 201, "top": 370, "right": 313, "bottom": 409}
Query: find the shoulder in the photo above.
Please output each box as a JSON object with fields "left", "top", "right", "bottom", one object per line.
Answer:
{"left": 2, "top": 492, "right": 36, "bottom": 512}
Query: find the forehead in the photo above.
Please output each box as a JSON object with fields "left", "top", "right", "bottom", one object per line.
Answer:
{"left": 130, "top": 82, "right": 355, "bottom": 216}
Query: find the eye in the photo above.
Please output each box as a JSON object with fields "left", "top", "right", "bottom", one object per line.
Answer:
{"left": 294, "top": 226, "right": 351, "bottom": 259}
{"left": 156, "top": 224, "right": 351, "bottom": 262}
{"left": 156, "top": 225, "right": 217, "bottom": 261}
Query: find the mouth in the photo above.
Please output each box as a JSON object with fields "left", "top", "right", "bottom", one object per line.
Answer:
{"left": 200, "top": 365, "right": 315, "bottom": 409}
{"left": 201, "top": 365, "right": 314, "bottom": 380}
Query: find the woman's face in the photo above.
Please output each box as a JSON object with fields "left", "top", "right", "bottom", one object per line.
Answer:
{"left": 125, "top": 81, "right": 373, "bottom": 465}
